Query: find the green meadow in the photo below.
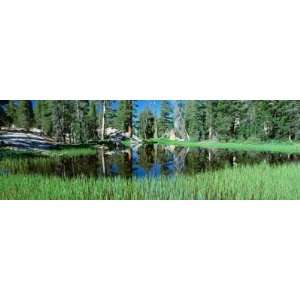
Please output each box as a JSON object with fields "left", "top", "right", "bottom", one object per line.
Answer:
{"left": 148, "top": 138, "right": 300, "bottom": 154}
{"left": 2, "top": 140, "right": 300, "bottom": 199}
{"left": 1, "top": 162, "right": 300, "bottom": 200}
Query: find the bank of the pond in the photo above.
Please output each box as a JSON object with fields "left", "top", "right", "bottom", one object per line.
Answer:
{"left": 1, "top": 140, "right": 132, "bottom": 158}
{"left": 0, "top": 145, "right": 98, "bottom": 158}
{"left": 47, "top": 145, "right": 97, "bottom": 157}
{"left": 148, "top": 138, "right": 300, "bottom": 154}
{"left": 1, "top": 163, "right": 300, "bottom": 200}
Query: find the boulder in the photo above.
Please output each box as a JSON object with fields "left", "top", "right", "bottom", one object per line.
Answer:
{"left": 0, "top": 131, "right": 57, "bottom": 150}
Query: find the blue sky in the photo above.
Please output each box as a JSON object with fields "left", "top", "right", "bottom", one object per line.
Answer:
{"left": 31, "top": 100, "right": 176, "bottom": 117}
{"left": 135, "top": 100, "right": 162, "bottom": 116}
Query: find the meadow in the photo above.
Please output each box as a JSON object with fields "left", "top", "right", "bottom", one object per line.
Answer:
{"left": 2, "top": 139, "right": 300, "bottom": 200}
{"left": 148, "top": 138, "right": 300, "bottom": 154}
{"left": 1, "top": 163, "right": 300, "bottom": 200}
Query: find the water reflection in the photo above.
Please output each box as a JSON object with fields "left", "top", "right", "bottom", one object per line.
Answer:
{"left": 133, "top": 145, "right": 300, "bottom": 177}
{"left": 3, "top": 144, "right": 300, "bottom": 178}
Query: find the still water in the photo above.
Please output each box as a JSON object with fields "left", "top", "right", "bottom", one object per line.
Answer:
{"left": 2, "top": 144, "right": 300, "bottom": 178}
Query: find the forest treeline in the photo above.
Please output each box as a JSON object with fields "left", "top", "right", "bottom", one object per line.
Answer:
{"left": 138, "top": 100, "right": 300, "bottom": 142}
{"left": 0, "top": 100, "right": 133, "bottom": 143}
{"left": 1, "top": 100, "right": 300, "bottom": 143}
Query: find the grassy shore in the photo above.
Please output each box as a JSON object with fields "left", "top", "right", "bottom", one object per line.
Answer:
{"left": 47, "top": 145, "right": 97, "bottom": 157}
{"left": 1, "top": 163, "right": 300, "bottom": 200}
{"left": 148, "top": 138, "right": 300, "bottom": 154}
{"left": 0, "top": 145, "right": 97, "bottom": 158}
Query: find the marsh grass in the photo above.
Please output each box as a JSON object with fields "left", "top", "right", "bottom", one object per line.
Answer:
{"left": 0, "top": 156, "right": 60, "bottom": 175}
{"left": 122, "top": 139, "right": 132, "bottom": 147}
{"left": 0, "top": 144, "right": 97, "bottom": 158}
{"left": 1, "top": 163, "right": 300, "bottom": 200}
{"left": 48, "top": 145, "right": 97, "bottom": 157}
{"left": 0, "top": 148, "right": 44, "bottom": 159}
{"left": 149, "top": 138, "right": 300, "bottom": 154}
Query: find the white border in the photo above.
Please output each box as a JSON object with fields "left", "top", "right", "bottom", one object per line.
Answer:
{"left": 1, "top": 0, "right": 300, "bottom": 299}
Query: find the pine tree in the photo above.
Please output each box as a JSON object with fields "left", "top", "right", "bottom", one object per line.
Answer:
{"left": 115, "top": 101, "right": 133, "bottom": 136}
{"left": 105, "top": 100, "right": 116, "bottom": 128}
{"left": 17, "top": 100, "right": 34, "bottom": 130}
{"left": 205, "top": 101, "right": 218, "bottom": 140}
{"left": 40, "top": 101, "right": 53, "bottom": 136}
{"left": 7, "top": 101, "right": 17, "bottom": 127}
{"left": 0, "top": 101, "right": 8, "bottom": 126}
{"left": 73, "top": 100, "right": 89, "bottom": 143}
{"left": 158, "top": 101, "right": 173, "bottom": 136}
{"left": 87, "top": 101, "right": 97, "bottom": 140}
{"left": 185, "top": 100, "right": 206, "bottom": 140}
{"left": 34, "top": 101, "right": 44, "bottom": 129}
{"left": 139, "top": 108, "right": 155, "bottom": 139}
{"left": 52, "top": 101, "right": 66, "bottom": 142}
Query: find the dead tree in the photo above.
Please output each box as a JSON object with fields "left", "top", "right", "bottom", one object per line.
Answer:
{"left": 174, "top": 103, "right": 190, "bottom": 140}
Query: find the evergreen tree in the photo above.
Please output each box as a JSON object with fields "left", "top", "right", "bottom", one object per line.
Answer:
{"left": 87, "top": 101, "right": 97, "bottom": 140}
{"left": 139, "top": 108, "right": 155, "bottom": 139}
{"left": 158, "top": 101, "right": 173, "bottom": 136}
{"left": 34, "top": 101, "right": 44, "bottom": 129}
{"left": 185, "top": 100, "right": 206, "bottom": 140}
{"left": 52, "top": 101, "right": 66, "bottom": 142}
{"left": 105, "top": 100, "right": 116, "bottom": 128}
{"left": 115, "top": 101, "right": 133, "bottom": 136}
{"left": 205, "top": 101, "right": 218, "bottom": 140}
{"left": 17, "top": 100, "right": 34, "bottom": 130}
{"left": 7, "top": 101, "right": 17, "bottom": 127}
{"left": 0, "top": 101, "right": 8, "bottom": 126}
{"left": 286, "top": 101, "right": 300, "bottom": 140}
{"left": 73, "top": 100, "right": 89, "bottom": 143}
{"left": 40, "top": 101, "right": 53, "bottom": 136}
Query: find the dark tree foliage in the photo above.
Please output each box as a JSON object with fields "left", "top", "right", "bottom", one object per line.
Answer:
{"left": 2, "top": 100, "right": 300, "bottom": 144}
{"left": 7, "top": 101, "right": 17, "bottom": 127}
{"left": 158, "top": 101, "right": 173, "bottom": 136}
{"left": 87, "top": 101, "right": 98, "bottom": 140}
{"left": 185, "top": 100, "right": 206, "bottom": 140}
{"left": 16, "top": 100, "right": 34, "bottom": 130}
{"left": 0, "top": 101, "right": 8, "bottom": 126}
{"left": 115, "top": 100, "right": 133, "bottom": 136}
{"left": 139, "top": 108, "right": 155, "bottom": 139}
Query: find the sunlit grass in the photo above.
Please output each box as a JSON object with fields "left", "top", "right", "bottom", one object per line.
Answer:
{"left": 1, "top": 163, "right": 300, "bottom": 200}
{"left": 122, "top": 139, "right": 132, "bottom": 147}
{"left": 148, "top": 138, "right": 300, "bottom": 154}
{"left": 0, "top": 145, "right": 97, "bottom": 158}
{"left": 47, "top": 145, "right": 97, "bottom": 157}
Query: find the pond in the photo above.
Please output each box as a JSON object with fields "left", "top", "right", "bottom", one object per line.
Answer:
{"left": 2, "top": 144, "right": 300, "bottom": 178}
{"left": 133, "top": 144, "right": 300, "bottom": 177}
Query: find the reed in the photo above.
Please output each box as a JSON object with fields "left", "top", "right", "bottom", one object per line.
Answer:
{"left": 1, "top": 163, "right": 300, "bottom": 200}
{"left": 149, "top": 139, "right": 300, "bottom": 154}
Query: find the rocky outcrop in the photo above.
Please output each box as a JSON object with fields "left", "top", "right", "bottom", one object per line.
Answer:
{"left": 105, "top": 127, "right": 130, "bottom": 142}
{"left": 0, "top": 130, "right": 57, "bottom": 150}
{"left": 104, "top": 127, "right": 142, "bottom": 146}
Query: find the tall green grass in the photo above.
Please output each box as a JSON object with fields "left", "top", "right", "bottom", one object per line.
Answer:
{"left": 1, "top": 163, "right": 300, "bottom": 199}
{"left": 47, "top": 145, "right": 97, "bottom": 157}
{"left": 0, "top": 145, "right": 97, "bottom": 158}
{"left": 149, "top": 138, "right": 300, "bottom": 154}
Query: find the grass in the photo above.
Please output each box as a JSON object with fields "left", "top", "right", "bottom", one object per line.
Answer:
{"left": 1, "top": 163, "right": 300, "bottom": 199}
{"left": 0, "top": 148, "right": 44, "bottom": 159}
{"left": 122, "top": 139, "right": 132, "bottom": 147}
{"left": 0, "top": 144, "right": 97, "bottom": 158}
{"left": 148, "top": 138, "right": 300, "bottom": 154}
{"left": 47, "top": 145, "right": 97, "bottom": 157}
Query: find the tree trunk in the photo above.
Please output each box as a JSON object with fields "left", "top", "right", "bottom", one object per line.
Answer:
{"left": 154, "top": 118, "right": 158, "bottom": 139}
{"left": 127, "top": 124, "right": 132, "bottom": 137}
{"left": 101, "top": 100, "right": 106, "bottom": 140}
{"left": 76, "top": 101, "right": 81, "bottom": 143}
{"left": 209, "top": 126, "right": 213, "bottom": 140}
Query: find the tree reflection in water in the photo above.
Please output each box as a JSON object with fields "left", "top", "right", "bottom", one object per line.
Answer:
{"left": 5, "top": 145, "right": 300, "bottom": 178}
